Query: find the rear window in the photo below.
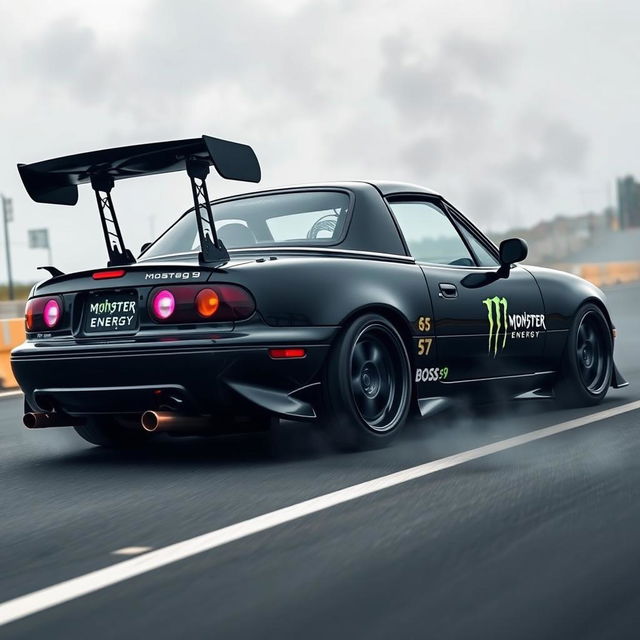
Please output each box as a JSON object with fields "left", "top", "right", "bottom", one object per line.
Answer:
{"left": 143, "top": 191, "right": 350, "bottom": 258}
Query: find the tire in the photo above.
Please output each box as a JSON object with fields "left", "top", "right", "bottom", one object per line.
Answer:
{"left": 322, "top": 314, "right": 412, "bottom": 451}
{"left": 74, "top": 417, "right": 152, "bottom": 449}
{"left": 554, "top": 303, "right": 613, "bottom": 408}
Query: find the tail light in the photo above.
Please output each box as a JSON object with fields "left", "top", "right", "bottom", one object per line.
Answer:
{"left": 151, "top": 290, "right": 176, "bottom": 320}
{"left": 25, "top": 296, "right": 64, "bottom": 331}
{"left": 148, "top": 284, "right": 255, "bottom": 323}
{"left": 269, "top": 348, "right": 306, "bottom": 359}
{"left": 43, "top": 299, "right": 61, "bottom": 328}
{"left": 195, "top": 289, "right": 220, "bottom": 318}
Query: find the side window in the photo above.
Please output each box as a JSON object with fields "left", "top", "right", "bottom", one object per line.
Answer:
{"left": 388, "top": 200, "right": 475, "bottom": 266}
{"left": 457, "top": 225, "right": 500, "bottom": 267}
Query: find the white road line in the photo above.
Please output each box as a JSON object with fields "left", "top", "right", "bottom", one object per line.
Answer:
{"left": 1, "top": 399, "right": 639, "bottom": 627}
{"left": 0, "top": 390, "right": 22, "bottom": 399}
{"left": 111, "top": 547, "right": 153, "bottom": 556}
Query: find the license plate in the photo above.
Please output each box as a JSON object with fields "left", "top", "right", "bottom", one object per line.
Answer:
{"left": 84, "top": 291, "right": 139, "bottom": 334}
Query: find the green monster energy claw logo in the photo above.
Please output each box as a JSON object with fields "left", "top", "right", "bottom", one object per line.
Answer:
{"left": 482, "top": 296, "right": 508, "bottom": 356}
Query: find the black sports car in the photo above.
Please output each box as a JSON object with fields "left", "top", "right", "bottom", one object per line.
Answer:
{"left": 11, "top": 135, "right": 628, "bottom": 450}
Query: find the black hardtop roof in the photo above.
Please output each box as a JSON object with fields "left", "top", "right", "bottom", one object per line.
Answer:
{"left": 362, "top": 180, "right": 441, "bottom": 197}
{"left": 190, "top": 180, "right": 438, "bottom": 257}
{"left": 174, "top": 181, "right": 443, "bottom": 257}
{"left": 203, "top": 180, "right": 442, "bottom": 202}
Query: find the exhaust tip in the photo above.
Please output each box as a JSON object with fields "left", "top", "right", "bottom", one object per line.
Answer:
{"left": 141, "top": 411, "right": 160, "bottom": 432}
{"left": 23, "top": 412, "right": 39, "bottom": 429}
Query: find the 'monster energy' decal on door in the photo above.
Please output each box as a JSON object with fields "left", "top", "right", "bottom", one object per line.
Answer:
{"left": 482, "top": 296, "right": 546, "bottom": 356}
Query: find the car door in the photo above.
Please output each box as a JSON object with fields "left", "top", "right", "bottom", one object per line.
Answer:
{"left": 387, "top": 197, "right": 547, "bottom": 385}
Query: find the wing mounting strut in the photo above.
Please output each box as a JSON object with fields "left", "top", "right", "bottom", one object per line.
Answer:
{"left": 186, "top": 157, "right": 229, "bottom": 264}
{"left": 89, "top": 173, "right": 136, "bottom": 267}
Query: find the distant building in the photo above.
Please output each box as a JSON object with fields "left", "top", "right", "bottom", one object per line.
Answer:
{"left": 489, "top": 209, "right": 613, "bottom": 265}
{"left": 617, "top": 175, "right": 640, "bottom": 229}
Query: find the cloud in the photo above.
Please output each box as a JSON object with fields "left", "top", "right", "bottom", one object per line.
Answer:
{"left": 402, "top": 135, "right": 447, "bottom": 177}
{"left": 462, "top": 185, "right": 508, "bottom": 227}
{"left": 21, "top": 0, "right": 352, "bottom": 130}
{"left": 501, "top": 114, "right": 590, "bottom": 192}
{"left": 378, "top": 32, "right": 503, "bottom": 128}
{"left": 440, "top": 32, "right": 513, "bottom": 84}
{"left": 24, "top": 19, "right": 117, "bottom": 106}
{"left": 372, "top": 31, "right": 517, "bottom": 189}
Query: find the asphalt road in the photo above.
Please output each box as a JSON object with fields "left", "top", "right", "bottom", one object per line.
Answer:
{"left": 1, "top": 282, "right": 640, "bottom": 639}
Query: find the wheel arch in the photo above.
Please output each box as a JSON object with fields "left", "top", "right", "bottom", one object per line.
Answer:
{"left": 338, "top": 304, "right": 415, "bottom": 355}
{"left": 583, "top": 296, "right": 614, "bottom": 332}
{"left": 554, "top": 296, "right": 614, "bottom": 362}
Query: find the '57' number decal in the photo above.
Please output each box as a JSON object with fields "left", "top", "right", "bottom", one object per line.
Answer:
{"left": 417, "top": 337, "right": 433, "bottom": 356}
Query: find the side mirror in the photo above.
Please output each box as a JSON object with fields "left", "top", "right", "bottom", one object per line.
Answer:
{"left": 140, "top": 242, "right": 152, "bottom": 254}
{"left": 499, "top": 238, "right": 528, "bottom": 266}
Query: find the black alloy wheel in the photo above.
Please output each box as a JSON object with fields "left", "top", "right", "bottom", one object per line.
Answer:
{"left": 323, "top": 314, "right": 412, "bottom": 450}
{"left": 575, "top": 310, "right": 610, "bottom": 395}
{"left": 555, "top": 303, "right": 613, "bottom": 407}
{"left": 350, "top": 324, "right": 407, "bottom": 432}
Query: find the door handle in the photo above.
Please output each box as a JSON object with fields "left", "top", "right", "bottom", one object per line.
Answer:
{"left": 438, "top": 283, "right": 458, "bottom": 298}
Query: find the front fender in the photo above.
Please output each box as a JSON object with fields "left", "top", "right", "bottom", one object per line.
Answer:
{"left": 523, "top": 265, "right": 610, "bottom": 330}
{"left": 525, "top": 265, "right": 627, "bottom": 388}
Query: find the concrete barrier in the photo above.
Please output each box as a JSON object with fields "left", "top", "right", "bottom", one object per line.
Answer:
{"left": 0, "top": 318, "right": 23, "bottom": 389}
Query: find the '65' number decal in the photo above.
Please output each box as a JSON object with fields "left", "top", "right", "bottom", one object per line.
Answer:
{"left": 415, "top": 367, "right": 449, "bottom": 382}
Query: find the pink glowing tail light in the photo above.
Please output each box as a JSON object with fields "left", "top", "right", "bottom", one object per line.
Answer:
{"left": 25, "top": 296, "right": 64, "bottom": 332}
{"left": 43, "top": 299, "right": 61, "bottom": 328}
{"left": 151, "top": 290, "right": 176, "bottom": 320}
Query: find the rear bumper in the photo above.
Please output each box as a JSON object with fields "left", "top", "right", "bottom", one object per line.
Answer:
{"left": 11, "top": 327, "right": 337, "bottom": 419}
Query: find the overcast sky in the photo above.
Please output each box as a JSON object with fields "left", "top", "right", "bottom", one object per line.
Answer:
{"left": 1, "top": 0, "right": 639, "bottom": 281}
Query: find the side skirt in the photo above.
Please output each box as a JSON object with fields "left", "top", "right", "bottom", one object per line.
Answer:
{"left": 416, "top": 370, "right": 557, "bottom": 417}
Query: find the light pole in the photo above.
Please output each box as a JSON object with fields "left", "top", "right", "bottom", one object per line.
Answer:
{"left": 1, "top": 196, "right": 14, "bottom": 300}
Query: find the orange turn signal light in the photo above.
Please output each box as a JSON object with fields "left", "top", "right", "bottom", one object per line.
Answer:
{"left": 195, "top": 288, "right": 220, "bottom": 317}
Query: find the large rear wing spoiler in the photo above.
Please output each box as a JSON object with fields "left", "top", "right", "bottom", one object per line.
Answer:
{"left": 18, "top": 135, "right": 261, "bottom": 266}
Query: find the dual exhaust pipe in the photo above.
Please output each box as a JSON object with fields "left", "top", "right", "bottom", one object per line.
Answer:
{"left": 24, "top": 410, "right": 211, "bottom": 433}
{"left": 23, "top": 412, "right": 82, "bottom": 429}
